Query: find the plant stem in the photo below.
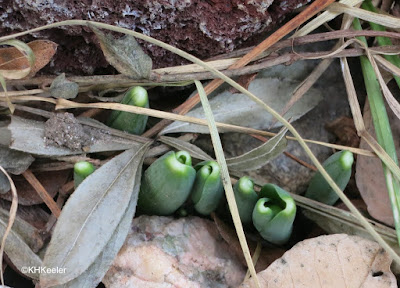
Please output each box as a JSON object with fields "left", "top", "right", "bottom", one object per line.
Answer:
{"left": 361, "top": 0, "right": 400, "bottom": 88}
{"left": 353, "top": 18, "right": 400, "bottom": 246}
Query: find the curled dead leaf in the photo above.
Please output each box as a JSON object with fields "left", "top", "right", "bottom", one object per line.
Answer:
{"left": 0, "top": 40, "right": 57, "bottom": 79}
{"left": 356, "top": 101, "right": 399, "bottom": 227}
{"left": 239, "top": 234, "right": 396, "bottom": 288}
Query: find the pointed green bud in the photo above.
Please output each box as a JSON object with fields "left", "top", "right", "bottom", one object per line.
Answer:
{"left": 138, "top": 150, "right": 196, "bottom": 215}
{"left": 252, "top": 184, "right": 296, "bottom": 245}
{"left": 177, "top": 207, "right": 188, "bottom": 217}
{"left": 191, "top": 160, "right": 224, "bottom": 215}
{"left": 233, "top": 176, "right": 258, "bottom": 225}
{"left": 305, "top": 150, "right": 354, "bottom": 205}
{"left": 74, "top": 161, "right": 95, "bottom": 188}
{"left": 107, "top": 86, "right": 149, "bottom": 135}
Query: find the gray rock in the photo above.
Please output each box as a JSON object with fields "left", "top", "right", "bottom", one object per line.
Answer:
{"left": 0, "top": 172, "right": 10, "bottom": 194}
{"left": 103, "top": 215, "right": 245, "bottom": 288}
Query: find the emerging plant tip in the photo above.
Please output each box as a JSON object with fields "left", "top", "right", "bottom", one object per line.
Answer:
{"left": 191, "top": 160, "right": 224, "bottom": 215}
{"left": 73, "top": 161, "right": 95, "bottom": 188}
{"left": 176, "top": 150, "right": 192, "bottom": 166}
{"left": 254, "top": 199, "right": 282, "bottom": 223}
{"left": 107, "top": 86, "right": 149, "bottom": 135}
{"left": 305, "top": 150, "right": 354, "bottom": 205}
{"left": 233, "top": 176, "right": 258, "bottom": 225}
{"left": 252, "top": 184, "right": 296, "bottom": 245}
{"left": 137, "top": 150, "right": 196, "bottom": 216}
{"left": 339, "top": 150, "right": 354, "bottom": 170}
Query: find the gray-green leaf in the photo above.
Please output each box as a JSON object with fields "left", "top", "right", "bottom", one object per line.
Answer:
{"left": 52, "top": 171, "right": 140, "bottom": 288}
{"left": 0, "top": 145, "right": 34, "bottom": 175}
{"left": 161, "top": 78, "right": 322, "bottom": 134}
{"left": 41, "top": 143, "right": 151, "bottom": 287}
{"left": 158, "top": 136, "right": 213, "bottom": 161}
{"left": 226, "top": 128, "right": 287, "bottom": 171}
{"left": 0, "top": 116, "right": 145, "bottom": 157}
{"left": 91, "top": 26, "right": 152, "bottom": 79}
{"left": 50, "top": 73, "right": 79, "bottom": 99}
{"left": 0, "top": 207, "right": 43, "bottom": 252}
{"left": 0, "top": 216, "right": 43, "bottom": 280}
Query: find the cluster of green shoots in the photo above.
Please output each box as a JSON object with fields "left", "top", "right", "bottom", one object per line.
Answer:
{"left": 72, "top": 84, "right": 358, "bottom": 246}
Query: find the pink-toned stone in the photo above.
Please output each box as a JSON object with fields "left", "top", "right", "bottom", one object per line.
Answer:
{"left": 103, "top": 215, "right": 246, "bottom": 288}
{"left": 0, "top": 0, "right": 310, "bottom": 74}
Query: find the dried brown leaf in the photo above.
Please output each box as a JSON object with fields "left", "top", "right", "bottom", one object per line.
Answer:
{"left": 355, "top": 101, "right": 399, "bottom": 227}
{"left": 0, "top": 40, "right": 57, "bottom": 78}
{"left": 240, "top": 234, "right": 397, "bottom": 288}
{"left": 325, "top": 116, "right": 360, "bottom": 147}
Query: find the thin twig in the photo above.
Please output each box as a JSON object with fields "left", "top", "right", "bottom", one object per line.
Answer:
{"left": 22, "top": 170, "right": 61, "bottom": 218}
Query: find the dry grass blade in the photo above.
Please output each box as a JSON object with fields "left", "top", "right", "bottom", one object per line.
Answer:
{"left": 0, "top": 165, "right": 17, "bottom": 286}
{"left": 0, "top": 89, "right": 44, "bottom": 98}
{"left": 8, "top": 95, "right": 56, "bottom": 104}
{"left": 293, "top": 0, "right": 363, "bottom": 37}
{"left": 293, "top": 38, "right": 363, "bottom": 60}
{"left": 328, "top": 2, "right": 400, "bottom": 28}
{"left": 53, "top": 98, "right": 374, "bottom": 156}
{"left": 0, "top": 75, "right": 14, "bottom": 113}
{"left": 155, "top": 58, "right": 238, "bottom": 75}
{"left": 375, "top": 54, "right": 400, "bottom": 78}
{"left": 338, "top": 13, "right": 366, "bottom": 133}
{"left": 245, "top": 242, "right": 262, "bottom": 281}
{"left": 194, "top": 80, "right": 259, "bottom": 288}
{"left": 340, "top": 57, "right": 366, "bottom": 132}
{"left": 361, "top": 131, "right": 400, "bottom": 180}
{"left": 269, "top": 54, "right": 335, "bottom": 128}
{"left": 1, "top": 96, "right": 372, "bottom": 156}
{"left": 357, "top": 41, "right": 400, "bottom": 120}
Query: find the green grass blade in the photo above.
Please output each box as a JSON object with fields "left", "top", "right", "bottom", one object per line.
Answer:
{"left": 194, "top": 80, "right": 260, "bottom": 288}
{"left": 361, "top": 0, "right": 400, "bottom": 88}
{"left": 353, "top": 17, "right": 400, "bottom": 247}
